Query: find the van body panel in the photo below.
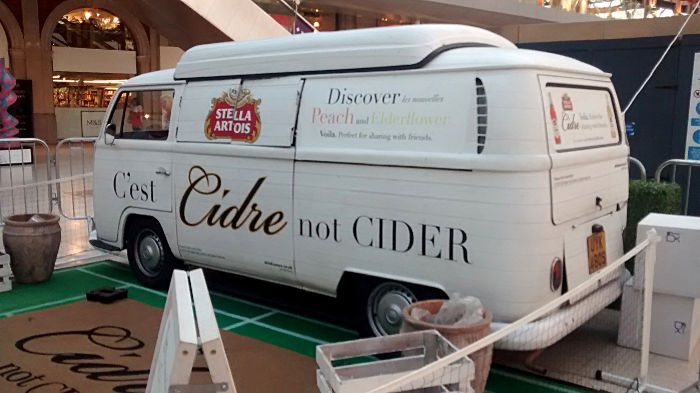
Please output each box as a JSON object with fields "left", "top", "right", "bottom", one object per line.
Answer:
{"left": 177, "top": 77, "right": 301, "bottom": 146}
{"left": 293, "top": 162, "right": 560, "bottom": 322}
{"left": 539, "top": 75, "right": 628, "bottom": 223}
{"left": 563, "top": 210, "right": 626, "bottom": 295}
{"left": 296, "top": 71, "right": 477, "bottom": 156}
{"left": 177, "top": 78, "right": 242, "bottom": 144}
{"left": 93, "top": 85, "right": 182, "bottom": 242}
{"left": 92, "top": 26, "right": 630, "bottom": 332}
{"left": 93, "top": 143, "right": 174, "bottom": 241}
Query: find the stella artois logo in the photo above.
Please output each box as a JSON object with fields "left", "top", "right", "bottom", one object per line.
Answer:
{"left": 561, "top": 93, "right": 573, "bottom": 111}
{"left": 205, "top": 89, "right": 261, "bottom": 143}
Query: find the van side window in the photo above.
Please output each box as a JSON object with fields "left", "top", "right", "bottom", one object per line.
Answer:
{"left": 106, "top": 90, "right": 175, "bottom": 141}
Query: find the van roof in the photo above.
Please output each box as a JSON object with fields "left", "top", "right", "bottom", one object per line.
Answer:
{"left": 174, "top": 24, "right": 516, "bottom": 80}
{"left": 122, "top": 69, "right": 178, "bottom": 86}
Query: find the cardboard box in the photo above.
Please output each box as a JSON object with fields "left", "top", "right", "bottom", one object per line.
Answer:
{"left": 636, "top": 213, "right": 700, "bottom": 298}
{"left": 618, "top": 278, "right": 700, "bottom": 361}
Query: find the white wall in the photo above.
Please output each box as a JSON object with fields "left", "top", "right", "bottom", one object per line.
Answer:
{"left": 160, "top": 46, "right": 184, "bottom": 69}
{"left": 52, "top": 47, "right": 136, "bottom": 74}
{"left": 55, "top": 107, "right": 106, "bottom": 139}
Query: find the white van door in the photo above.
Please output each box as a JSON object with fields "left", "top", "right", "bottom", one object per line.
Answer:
{"left": 173, "top": 77, "right": 299, "bottom": 284}
{"left": 540, "top": 76, "right": 628, "bottom": 290}
{"left": 93, "top": 88, "right": 178, "bottom": 242}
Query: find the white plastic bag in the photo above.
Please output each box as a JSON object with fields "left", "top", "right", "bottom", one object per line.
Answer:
{"left": 410, "top": 307, "right": 435, "bottom": 323}
{"left": 28, "top": 214, "right": 45, "bottom": 223}
{"left": 434, "top": 295, "right": 484, "bottom": 326}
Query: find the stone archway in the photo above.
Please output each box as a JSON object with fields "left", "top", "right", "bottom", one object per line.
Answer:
{"left": 37, "top": 0, "right": 152, "bottom": 142}
{"left": 41, "top": 0, "right": 151, "bottom": 73}
{"left": 0, "top": 1, "right": 26, "bottom": 78}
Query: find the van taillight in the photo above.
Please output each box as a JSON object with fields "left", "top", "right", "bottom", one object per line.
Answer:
{"left": 550, "top": 257, "right": 563, "bottom": 292}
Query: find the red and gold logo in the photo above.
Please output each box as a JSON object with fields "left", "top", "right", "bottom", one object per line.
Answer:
{"left": 561, "top": 93, "right": 573, "bottom": 111}
{"left": 205, "top": 89, "right": 261, "bottom": 143}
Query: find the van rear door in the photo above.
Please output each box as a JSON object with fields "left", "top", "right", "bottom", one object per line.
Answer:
{"left": 540, "top": 76, "right": 628, "bottom": 224}
{"left": 540, "top": 76, "right": 629, "bottom": 289}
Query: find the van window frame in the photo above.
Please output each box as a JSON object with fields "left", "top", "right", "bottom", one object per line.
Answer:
{"left": 105, "top": 87, "right": 177, "bottom": 142}
{"left": 545, "top": 82, "right": 622, "bottom": 154}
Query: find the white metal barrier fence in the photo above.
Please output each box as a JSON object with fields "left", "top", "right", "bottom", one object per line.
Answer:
{"left": 54, "top": 137, "right": 96, "bottom": 221}
{"left": 363, "top": 230, "right": 667, "bottom": 393}
{"left": 0, "top": 137, "right": 97, "bottom": 259}
{"left": 655, "top": 158, "right": 700, "bottom": 215}
{"left": 629, "top": 156, "right": 647, "bottom": 180}
{"left": 0, "top": 138, "right": 53, "bottom": 222}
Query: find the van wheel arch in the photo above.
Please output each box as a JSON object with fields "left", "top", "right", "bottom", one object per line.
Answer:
{"left": 124, "top": 215, "right": 182, "bottom": 289}
{"left": 337, "top": 272, "right": 448, "bottom": 337}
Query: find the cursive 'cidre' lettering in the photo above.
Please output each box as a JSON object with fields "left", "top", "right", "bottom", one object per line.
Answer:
{"left": 179, "top": 166, "right": 287, "bottom": 235}
{"left": 14, "top": 326, "right": 149, "bottom": 393}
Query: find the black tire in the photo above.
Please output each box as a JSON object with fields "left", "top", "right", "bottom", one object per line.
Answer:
{"left": 352, "top": 278, "right": 447, "bottom": 338}
{"left": 126, "top": 217, "right": 181, "bottom": 289}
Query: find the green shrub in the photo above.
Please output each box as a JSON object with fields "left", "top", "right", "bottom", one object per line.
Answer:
{"left": 624, "top": 180, "right": 682, "bottom": 251}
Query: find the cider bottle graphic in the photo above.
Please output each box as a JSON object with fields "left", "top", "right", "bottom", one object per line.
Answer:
{"left": 548, "top": 92, "right": 561, "bottom": 145}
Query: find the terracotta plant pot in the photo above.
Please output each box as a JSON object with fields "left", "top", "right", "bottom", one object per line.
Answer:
{"left": 402, "top": 299, "right": 493, "bottom": 393}
{"left": 3, "top": 213, "right": 61, "bottom": 283}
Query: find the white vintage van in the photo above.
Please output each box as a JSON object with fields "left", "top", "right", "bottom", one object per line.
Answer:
{"left": 91, "top": 24, "right": 629, "bottom": 347}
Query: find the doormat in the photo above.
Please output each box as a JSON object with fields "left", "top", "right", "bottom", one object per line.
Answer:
{"left": 0, "top": 299, "right": 317, "bottom": 393}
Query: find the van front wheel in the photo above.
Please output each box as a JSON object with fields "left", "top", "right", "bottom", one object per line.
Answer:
{"left": 127, "top": 219, "right": 179, "bottom": 289}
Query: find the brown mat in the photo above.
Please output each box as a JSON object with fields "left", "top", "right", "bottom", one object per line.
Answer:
{"left": 0, "top": 299, "right": 318, "bottom": 393}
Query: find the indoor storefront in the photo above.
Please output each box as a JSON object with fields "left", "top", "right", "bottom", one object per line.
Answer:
{"left": 51, "top": 8, "right": 134, "bottom": 138}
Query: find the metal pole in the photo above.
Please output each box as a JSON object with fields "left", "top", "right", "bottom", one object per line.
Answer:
{"left": 639, "top": 229, "right": 659, "bottom": 391}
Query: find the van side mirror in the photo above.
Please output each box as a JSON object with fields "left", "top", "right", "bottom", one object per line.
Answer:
{"left": 105, "top": 123, "right": 116, "bottom": 145}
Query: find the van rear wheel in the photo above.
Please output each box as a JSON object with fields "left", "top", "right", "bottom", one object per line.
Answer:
{"left": 127, "top": 218, "right": 180, "bottom": 289}
{"left": 353, "top": 280, "right": 446, "bottom": 337}
{"left": 366, "top": 282, "right": 417, "bottom": 336}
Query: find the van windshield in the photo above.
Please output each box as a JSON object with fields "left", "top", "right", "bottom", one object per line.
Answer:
{"left": 544, "top": 83, "right": 620, "bottom": 152}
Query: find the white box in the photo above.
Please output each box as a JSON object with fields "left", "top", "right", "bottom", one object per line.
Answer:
{"left": 618, "top": 278, "right": 700, "bottom": 361}
{"left": 636, "top": 213, "right": 700, "bottom": 298}
{"left": 0, "top": 276, "right": 11, "bottom": 292}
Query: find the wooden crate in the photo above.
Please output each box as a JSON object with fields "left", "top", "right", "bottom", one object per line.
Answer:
{"left": 0, "top": 276, "right": 11, "bottom": 293}
{"left": 317, "top": 329, "right": 474, "bottom": 393}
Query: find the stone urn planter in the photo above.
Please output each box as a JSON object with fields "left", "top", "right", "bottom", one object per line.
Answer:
{"left": 3, "top": 213, "right": 61, "bottom": 283}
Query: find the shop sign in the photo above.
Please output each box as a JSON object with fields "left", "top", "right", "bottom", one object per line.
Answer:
{"left": 81, "top": 111, "right": 105, "bottom": 137}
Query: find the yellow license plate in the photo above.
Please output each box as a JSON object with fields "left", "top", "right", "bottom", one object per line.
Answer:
{"left": 587, "top": 231, "right": 607, "bottom": 274}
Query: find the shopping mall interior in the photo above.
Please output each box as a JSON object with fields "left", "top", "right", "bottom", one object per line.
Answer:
{"left": 0, "top": 0, "right": 699, "bottom": 143}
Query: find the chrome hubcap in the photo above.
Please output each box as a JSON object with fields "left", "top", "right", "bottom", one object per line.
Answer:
{"left": 368, "top": 283, "right": 417, "bottom": 336}
{"left": 136, "top": 231, "right": 162, "bottom": 277}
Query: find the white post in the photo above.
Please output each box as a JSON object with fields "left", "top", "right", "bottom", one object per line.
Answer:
{"left": 639, "top": 229, "right": 659, "bottom": 391}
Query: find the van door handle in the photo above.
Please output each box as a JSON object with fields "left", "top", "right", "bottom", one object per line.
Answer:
{"left": 155, "top": 167, "right": 171, "bottom": 176}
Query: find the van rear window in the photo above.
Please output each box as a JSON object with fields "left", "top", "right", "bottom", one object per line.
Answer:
{"left": 544, "top": 83, "right": 620, "bottom": 152}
